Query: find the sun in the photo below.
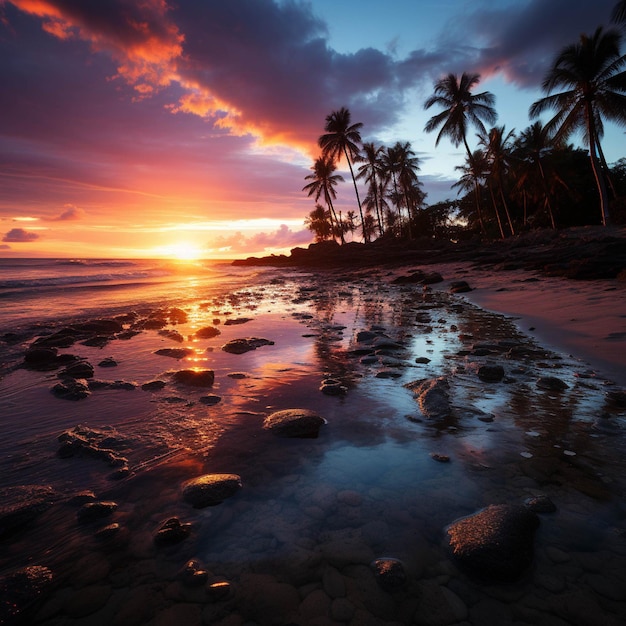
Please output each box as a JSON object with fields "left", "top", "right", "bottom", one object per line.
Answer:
{"left": 160, "top": 242, "right": 204, "bottom": 261}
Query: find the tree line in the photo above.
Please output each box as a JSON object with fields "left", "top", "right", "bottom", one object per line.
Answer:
{"left": 303, "top": 3, "right": 626, "bottom": 243}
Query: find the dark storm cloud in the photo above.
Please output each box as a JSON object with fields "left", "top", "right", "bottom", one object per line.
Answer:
{"left": 3, "top": 227, "right": 39, "bottom": 242}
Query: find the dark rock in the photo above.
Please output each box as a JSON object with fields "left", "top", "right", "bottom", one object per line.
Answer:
{"left": 415, "top": 357, "right": 431, "bottom": 364}
{"left": 392, "top": 270, "right": 426, "bottom": 284}
{"left": 58, "top": 361, "right": 94, "bottom": 379}
{"left": 431, "top": 453, "right": 450, "bottom": 463}
{"left": 179, "top": 560, "right": 209, "bottom": 587}
{"left": 32, "top": 327, "right": 81, "bottom": 348}
{"left": 51, "top": 378, "right": 91, "bottom": 400}
{"left": 172, "top": 369, "right": 215, "bottom": 387}
{"left": 423, "top": 271, "right": 444, "bottom": 284}
{"left": 154, "top": 517, "right": 191, "bottom": 545}
{"left": 0, "top": 565, "right": 54, "bottom": 625}
{"left": 158, "top": 329, "right": 184, "bottom": 342}
{"left": 73, "top": 319, "right": 123, "bottom": 334}
{"left": 80, "top": 335, "right": 112, "bottom": 348}
{"left": 195, "top": 326, "right": 221, "bottom": 339}
{"left": 154, "top": 348, "right": 193, "bottom": 359}
{"left": 405, "top": 377, "right": 452, "bottom": 420}
{"left": 97, "top": 357, "right": 118, "bottom": 368}
{"left": 524, "top": 495, "right": 557, "bottom": 513}
{"left": 68, "top": 490, "right": 97, "bottom": 505}
{"left": 478, "top": 364, "right": 505, "bottom": 383}
{"left": 264, "top": 408, "right": 327, "bottom": 438}
{"left": 182, "top": 474, "right": 242, "bottom": 508}
{"left": 0, "top": 485, "right": 57, "bottom": 539}
{"left": 77, "top": 501, "right": 118, "bottom": 523}
{"left": 168, "top": 307, "right": 188, "bottom": 324}
{"left": 606, "top": 389, "right": 626, "bottom": 408}
{"left": 449, "top": 280, "right": 472, "bottom": 293}
{"left": 370, "top": 558, "right": 407, "bottom": 591}
{"left": 536, "top": 376, "right": 569, "bottom": 391}
{"left": 320, "top": 379, "right": 347, "bottom": 395}
{"left": 199, "top": 394, "right": 222, "bottom": 405}
{"left": 95, "top": 523, "right": 121, "bottom": 540}
{"left": 23, "top": 347, "right": 59, "bottom": 370}
{"left": 223, "top": 317, "right": 253, "bottom": 325}
{"left": 446, "top": 504, "right": 540, "bottom": 581}
{"left": 141, "top": 380, "right": 167, "bottom": 391}
{"left": 221, "top": 337, "right": 274, "bottom": 354}
{"left": 87, "top": 379, "right": 136, "bottom": 391}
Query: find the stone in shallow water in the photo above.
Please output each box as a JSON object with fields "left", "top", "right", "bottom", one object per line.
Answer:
{"left": 0, "top": 565, "right": 54, "bottom": 624}
{"left": 263, "top": 409, "right": 327, "bottom": 438}
{"left": 77, "top": 501, "right": 118, "bottom": 523}
{"left": 182, "top": 474, "right": 242, "bottom": 508}
{"left": 221, "top": 337, "right": 274, "bottom": 354}
{"left": 172, "top": 369, "right": 215, "bottom": 387}
{"left": 525, "top": 495, "right": 557, "bottom": 513}
{"left": 154, "top": 517, "right": 191, "bottom": 545}
{"left": 478, "top": 364, "right": 505, "bottom": 383}
{"left": 405, "top": 377, "right": 452, "bottom": 420}
{"left": 370, "top": 558, "right": 407, "bottom": 591}
{"left": 536, "top": 376, "right": 569, "bottom": 391}
{"left": 0, "top": 485, "right": 57, "bottom": 539}
{"left": 446, "top": 504, "right": 540, "bottom": 581}
{"left": 141, "top": 379, "right": 167, "bottom": 391}
{"left": 51, "top": 378, "right": 91, "bottom": 400}
{"left": 195, "top": 325, "right": 221, "bottom": 339}
{"left": 154, "top": 348, "right": 193, "bottom": 359}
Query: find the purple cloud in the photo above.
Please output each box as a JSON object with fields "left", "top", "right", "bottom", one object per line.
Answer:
{"left": 207, "top": 224, "right": 312, "bottom": 253}
{"left": 3, "top": 227, "right": 40, "bottom": 242}
{"left": 49, "top": 205, "right": 86, "bottom": 221}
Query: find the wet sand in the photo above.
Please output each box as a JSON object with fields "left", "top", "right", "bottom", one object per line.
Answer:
{"left": 1, "top": 265, "right": 625, "bottom": 625}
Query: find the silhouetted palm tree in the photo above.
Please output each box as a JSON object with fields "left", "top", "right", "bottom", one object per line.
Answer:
{"left": 303, "top": 156, "right": 345, "bottom": 243}
{"left": 318, "top": 108, "right": 367, "bottom": 242}
{"left": 305, "top": 205, "right": 333, "bottom": 242}
{"left": 357, "top": 142, "right": 386, "bottom": 236}
{"left": 613, "top": 0, "right": 626, "bottom": 23}
{"left": 394, "top": 141, "right": 423, "bottom": 232}
{"left": 530, "top": 27, "right": 626, "bottom": 225}
{"left": 424, "top": 73, "right": 497, "bottom": 235}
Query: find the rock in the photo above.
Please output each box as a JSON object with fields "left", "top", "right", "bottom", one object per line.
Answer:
{"left": 223, "top": 317, "right": 253, "bottom": 325}
{"left": 154, "top": 348, "right": 193, "bottom": 359}
{"left": 537, "top": 376, "right": 569, "bottom": 391}
{"left": 74, "top": 319, "right": 123, "bottom": 334}
{"left": 195, "top": 326, "right": 221, "bottom": 339}
{"left": 97, "top": 357, "right": 118, "bottom": 368}
{"left": 80, "top": 335, "right": 112, "bottom": 348}
{"left": 392, "top": 270, "right": 427, "bottom": 284}
{"left": 0, "top": 565, "right": 54, "bottom": 624}
{"left": 87, "top": 379, "right": 136, "bottom": 391}
{"left": 221, "top": 337, "right": 274, "bottom": 354}
{"left": 370, "top": 558, "right": 407, "bottom": 591}
{"left": 154, "top": 517, "right": 191, "bottom": 545}
{"left": 478, "top": 364, "right": 505, "bottom": 383}
{"left": 77, "top": 501, "right": 118, "bottom": 523}
{"left": 51, "top": 378, "right": 91, "bottom": 400}
{"left": 141, "top": 380, "right": 167, "bottom": 391}
{"left": 95, "top": 523, "right": 121, "bottom": 541}
{"left": 446, "top": 504, "right": 540, "bottom": 581}
{"left": 182, "top": 474, "right": 242, "bottom": 508}
{"left": 431, "top": 453, "right": 450, "bottom": 463}
{"left": 449, "top": 280, "right": 472, "bottom": 293}
{"left": 172, "top": 369, "right": 215, "bottom": 387}
{"left": 0, "top": 485, "right": 57, "bottom": 539}
{"left": 58, "top": 361, "right": 94, "bottom": 379}
{"left": 263, "top": 408, "right": 327, "bottom": 438}
{"left": 158, "top": 329, "right": 184, "bottom": 342}
{"left": 199, "top": 394, "right": 222, "bottom": 405}
{"left": 405, "top": 377, "right": 452, "bottom": 420}
{"left": 524, "top": 495, "right": 557, "bottom": 513}
{"left": 413, "top": 580, "right": 468, "bottom": 626}
{"left": 415, "top": 357, "right": 431, "bottom": 364}
{"left": 320, "top": 378, "right": 347, "bottom": 395}
{"left": 23, "top": 347, "right": 60, "bottom": 370}
{"left": 179, "top": 559, "right": 209, "bottom": 587}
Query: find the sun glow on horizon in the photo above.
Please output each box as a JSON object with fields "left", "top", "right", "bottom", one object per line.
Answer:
{"left": 156, "top": 242, "right": 205, "bottom": 261}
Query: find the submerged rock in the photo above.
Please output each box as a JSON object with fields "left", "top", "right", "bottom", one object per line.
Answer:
{"left": 51, "top": 378, "right": 91, "bottom": 400}
{"left": 405, "top": 377, "right": 452, "bottom": 420}
{"left": 478, "top": 364, "right": 505, "bottom": 383}
{"left": 196, "top": 326, "right": 221, "bottom": 339}
{"left": 446, "top": 504, "right": 540, "bottom": 581}
{"left": 77, "top": 501, "right": 118, "bottom": 523}
{"left": 182, "top": 474, "right": 242, "bottom": 508}
{"left": 58, "top": 361, "right": 94, "bottom": 379}
{"left": 172, "top": 369, "right": 215, "bottom": 387}
{"left": 536, "top": 376, "right": 569, "bottom": 391}
{"left": 0, "top": 485, "right": 57, "bottom": 539}
{"left": 154, "top": 348, "right": 193, "bottom": 359}
{"left": 141, "top": 380, "right": 167, "bottom": 391}
{"left": 154, "top": 517, "right": 191, "bottom": 545}
{"left": 264, "top": 408, "right": 327, "bottom": 438}
{"left": 0, "top": 565, "right": 54, "bottom": 625}
{"left": 221, "top": 337, "right": 274, "bottom": 354}
{"left": 370, "top": 558, "right": 407, "bottom": 591}
{"left": 449, "top": 280, "right": 472, "bottom": 293}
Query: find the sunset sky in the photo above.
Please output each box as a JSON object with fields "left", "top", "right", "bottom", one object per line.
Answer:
{"left": 0, "top": 0, "right": 623, "bottom": 259}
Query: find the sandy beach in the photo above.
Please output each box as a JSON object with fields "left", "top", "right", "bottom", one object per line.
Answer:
{"left": 1, "top": 259, "right": 625, "bottom": 626}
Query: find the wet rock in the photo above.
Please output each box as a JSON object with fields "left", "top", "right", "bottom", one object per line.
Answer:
{"left": 95, "top": 523, "right": 121, "bottom": 541}
{"left": 158, "top": 329, "right": 184, "bottom": 342}
{"left": 32, "top": 327, "right": 81, "bottom": 348}
{"left": 375, "top": 369, "right": 402, "bottom": 379}
{"left": 606, "top": 389, "right": 626, "bottom": 408}
{"left": 74, "top": 319, "right": 123, "bottom": 334}
{"left": 154, "top": 517, "right": 191, "bottom": 545}
{"left": 58, "top": 360, "right": 94, "bottom": 379}
{"left": 537, "top": 376, "right": 569, "bottom": 391}
{"left": 320, "top": 378, "right": 347, "bottom": 395}
{"left": 154, "top": 347, "right": 193, "bottom": 359}
{"left": 478, "top": 364, "right": 505, "bottom": 383}
{"left": 51, "top": 378, "right": 91, "bottom": 400}
{"left": 264, "top": 408, "right": 327, "bottom": 438}
{"left": 182, "top": 473, "right": 242, "bottom": 508}
{"left": 405, "top": 377, "right": 452, "bottom": 420}
{"left": 525, "top": 495, "right": 557, "bottom": 513}
{"left": 195, "top": 326, "right": 221, "bottom": 339}
{"left": 207, "top": 580, "right": 232, "bottom": 601}
{"left": 77, "top": 501, "right": 118, "bottom": 523}
{"left": 0, "top": 565, "right": 54, "bottom": 625}
{"left": 97, "top": 357, "right": 118, "bottom": 368}
{"left": 0, "top": 485, "right": 57, "bottom": 539}
{"left": 449, "top": 280, "right": 472, "bottom": 293}
{"left": 238, "top": 573, "right": 300, "bottom": 624}
{"left": 141, "top": 380, "right": 167, "bottom": 391}
{"left": 392, "top": 270, "right": 427, "bottom": 284}
{"left": 172, "top": 369, "right": 215, "bottom": 387}
{"left": 179, "top": 559, "right": 209, "bottom": 587}
{"left": 221, "top": 337, "right": 274, "bottom": 354}
{"left": 415, "top": 356, "right": 431, "bottom": 364}
{"left": 370, "top": 558, "right": 407, "bottom": 591}
{"left": 80, "top": 335, "right": 112, "bottom": 348}
{"left": 446, "top": 504, "right": 540, "bottom": 581}
{"left": 87, "top": 379, "right": 136, "bottom": 391}
{"left": 414, "top": 580, "right": 468, "bottom": 626}
{"left": 57, "top": 426, "right": 129, "bottom": 470}
{"left": 224, "top": 317, "right": 253, "bottom": 325}
{"left": 23, "top": 347, "right": 60, "bottom": 370}
{"left": 431, "top": 453, "right": 450, "bottom": 463}
{"left": 199, "top": 394, "right": 222, "bottom": 405}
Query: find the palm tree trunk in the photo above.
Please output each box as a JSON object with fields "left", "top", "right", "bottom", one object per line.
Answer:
{"left": 586, "top": 104, "right": 611, "bottom": 226}
{"left": 596, "top": 137, "right": 617, "bottom": 200}
{"left": 325, "top": 193, "right": 344, "bottom": 244}
{"left": 343, "top": 148, "right": 367, "bottom": 242}
{"left": 488, "top": 184, "right": 505, "bottom": 239}
{"left": 537, "top": 159, "right": 556, "bottom": 229}
{"left": 463, "top": 137, "right": 486, "bottom": 235}
{"left": 498, "top": 186, "right": 515, "bottom": 236}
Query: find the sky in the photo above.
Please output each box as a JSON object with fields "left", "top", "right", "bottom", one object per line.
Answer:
{"left": 0, "top": 0, "right": 623, "bottom": 259}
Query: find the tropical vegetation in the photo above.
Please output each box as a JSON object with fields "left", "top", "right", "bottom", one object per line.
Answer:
{"left": 302, "top": 4, "right": 626, "bottom": 244}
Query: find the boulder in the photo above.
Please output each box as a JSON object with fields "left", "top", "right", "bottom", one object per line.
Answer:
{"left": 196, "top": 326, "right": 221, "bottom": 339}
{"left": 221, "top": 337, "right": 274, "bottom": 354}
{"left": 154, "top": 517, "right": 191, "bottom": 545}
{"left": 182, "top": 474, "right": 242, "bottom": 508}
{"left": 51, "top": 378, "right": 91, "bottom": 400}
{"left": 141, "top": 380, "right": 167, "bottom": 391}
{"left": 478, "top": 364, "right": 505, "bottom": 383}
{"left": 446, "top": 504, "right": 540, "bottom": 581}
{"left": 370, "top": 558, "right": 407, "bottom": 591}
{"left": 58, "top": 361, "right": 94, "bottom": 379}
{"left": 263, "top": 409, "right": 327, "bottom": 438}
{"left": 449, "top": 280, "right": 472, "bottom": 293}
{"left": 77, "top": 501, "right": 118, "bottom": 523}
{"left": 0, "top": 485, "right": 57, "bottom": 539}
{"left": 405, "top": 377, "right": 452, "bottom": 420}
{"left": 536, "top": 376, "right": 569, "bottom": 391}
{"left": 172, "top": 369, "right": 215, "bottom": 387}
{"left": 154, "top": 348, "right": 193, "bottom": 359}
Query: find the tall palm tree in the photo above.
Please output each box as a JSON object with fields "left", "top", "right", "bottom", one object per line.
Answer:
{"left": 305, "top": 205, "right": 333, "bottom": 242}
{"left": 453, "top": 149, "right": 494, "bottom": 236}
{"left": 318, "top": 108, "right": 367, "bottom": 242}
{"left": 394, "top": 141, "right": 423, "bottom": 232}
{"left": 424, "top": 73, "right": 497, "bottom": 236}
{"left": 613, "top": 0, "right": 626, "bottom": 23}
{"left": 530, "top": 27, "right": 626, "bottom": 226}
{"left": 302, "top": 156, "right": 345, "bottom": 243}
{"left": 356, "top": 142, "right": 386, "bottom": 236}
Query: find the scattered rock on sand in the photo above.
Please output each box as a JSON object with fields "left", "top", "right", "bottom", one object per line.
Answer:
{"left": 58, "top": 361, "right": 94, "bottom": 379}
{"left": 224, "top": 317, "right": 253, "bottom": 325}
{"left": 221, "top": 337, "right": 274, "bottom": 354}
{"left": 0, "top": 565, "right": 54, "bottom": 625}
{"left": 77, "top": 501, "right": 118, "bottom": 523}
{"left": 199, "top": 394, "right": 222, "bottom": 405}
{"left": 536, "top": 376, "right": 569, "bottom": 391}
{"left": 172, "top": 369, "right": 215, "bottom": 387}
{"left": 182, "top": 474, "right": 242, "bottom": 508}
{"left": 263, "top": 408, "right": 327, "bottom": 438}
{"left": 446, "top": 504, "right": 540, "bottom": 581}
{"left": 97, "top": 357, "right": 117, "bottom": 368}
{"left": 405, "top": 377, "right": 452, "bottom": 420}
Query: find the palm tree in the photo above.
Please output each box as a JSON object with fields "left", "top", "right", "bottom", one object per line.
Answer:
{"left": 356, "top": 142, "right": 386, "bottom": 236}
{"left": 302, "top": 156, "right": 345, "bottom": 243}
{"left": 318, "top": 108, "right": 367, "bottom": 242}
{"left": 613, "top": 0, "right": 626, "bottom": 23}
{"left": 394, "top": 142, "right": 423, "bottom": 232}
{"left": 424, "top": 72, "right": 497, "bottom": 235}
{"left": 530, "top": 27, "right": 626, "bottom": 226}
{"left": 305, "top": 205, "right": 333, "bottom": 242}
